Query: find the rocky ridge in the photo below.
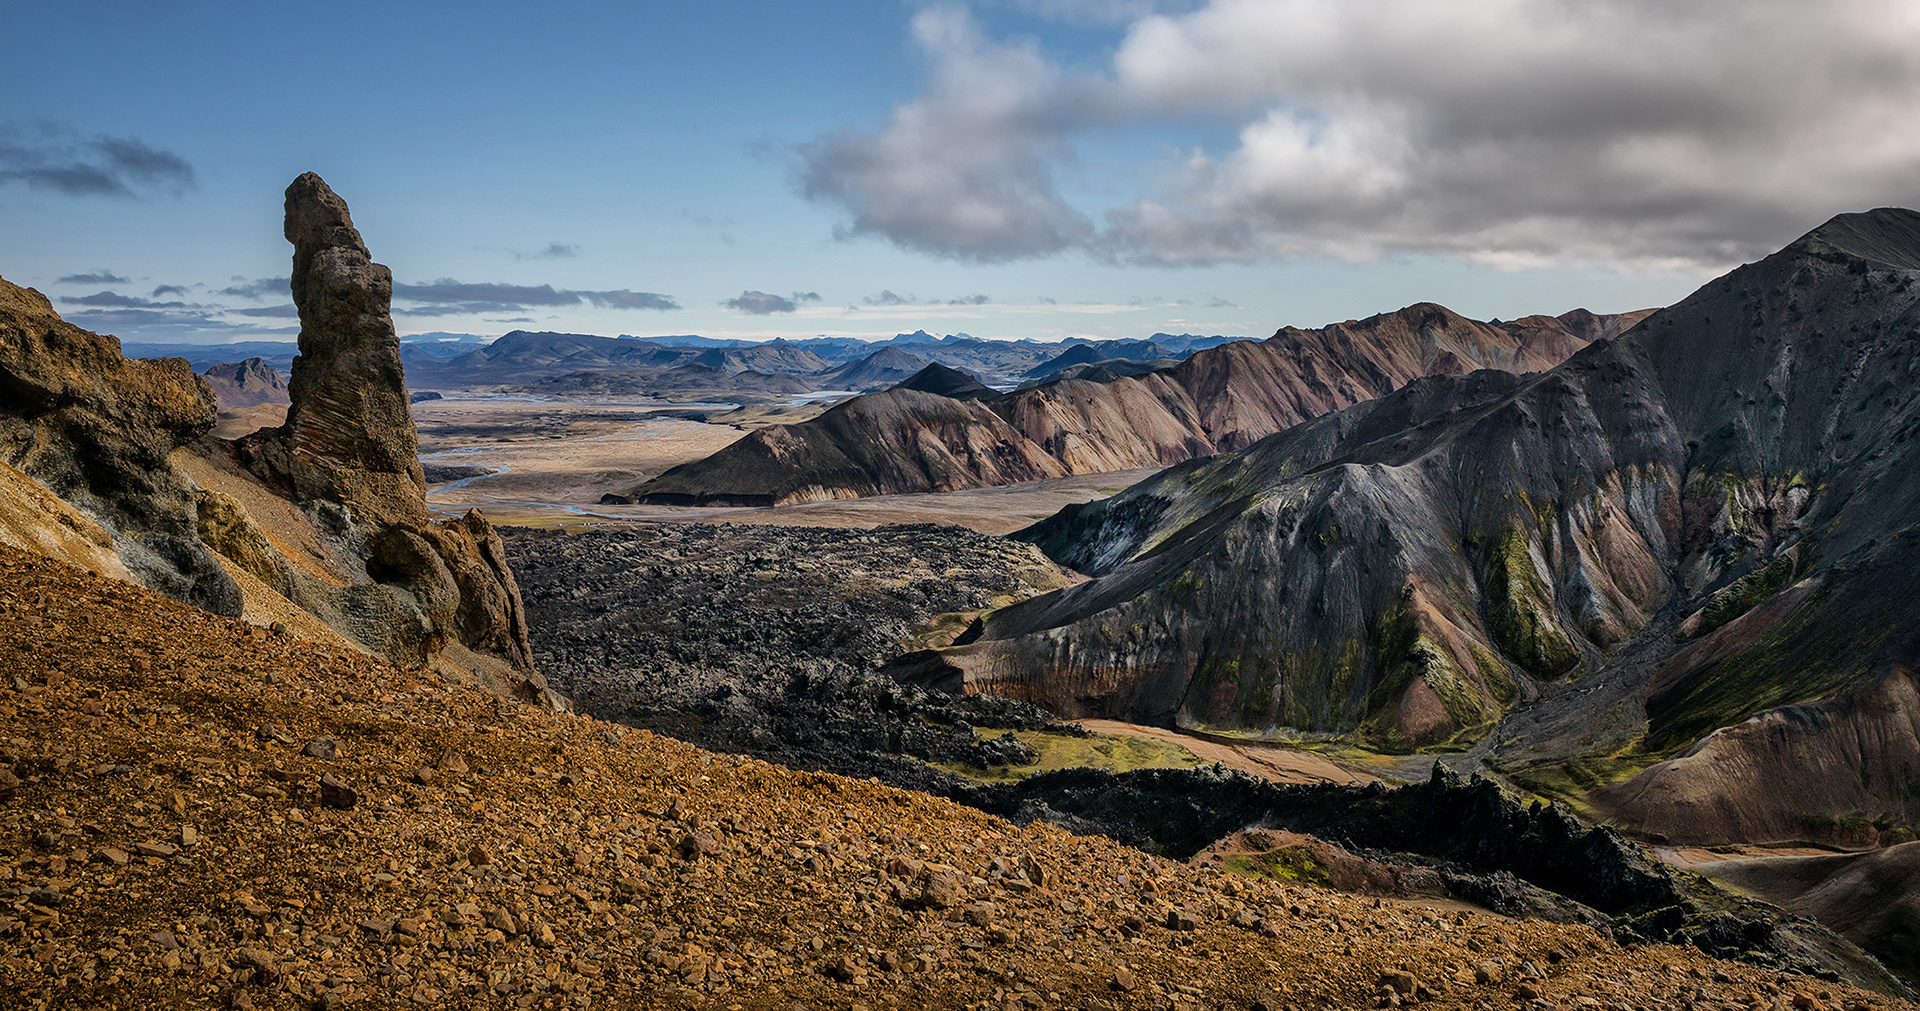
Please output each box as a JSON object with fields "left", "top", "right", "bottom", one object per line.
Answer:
{"left": 0, "top": 276, "right": 239, "bottom": 616}
{"left": 629, "top": 305, "right": 1648, "bottom": 507}
{"left": 1, "top": 544, "right": 1912, "bottom": 1011}
{"left": 202, "top": 359, "right": 290, "bottom": 410}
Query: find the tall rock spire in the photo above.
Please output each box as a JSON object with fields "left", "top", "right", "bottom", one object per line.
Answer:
{"left": 272, "top": 171, "right": 426, "bottom": 524}
{"left": 227, "top": 173, "right": 555, "bottom": 706}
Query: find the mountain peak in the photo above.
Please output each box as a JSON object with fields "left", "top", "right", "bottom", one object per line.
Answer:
{"left": 1794, "top": 206, "right": 1920, "bottom": 271}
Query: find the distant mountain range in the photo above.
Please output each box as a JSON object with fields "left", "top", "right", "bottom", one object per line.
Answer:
{"left": 121, "top": 327, "right": 1250, "bottom": 398}
{"left": 630, "top": 304, "right": 1644, "bottom": 505}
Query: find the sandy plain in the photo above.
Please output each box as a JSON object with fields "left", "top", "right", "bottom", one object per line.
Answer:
{"left": 412, "top": 396, "right": 1162, "bottom": 536}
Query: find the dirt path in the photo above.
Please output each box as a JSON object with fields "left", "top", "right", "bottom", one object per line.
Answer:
{"left": 1078, "top": 719, "right": 1384, "bottom": 786}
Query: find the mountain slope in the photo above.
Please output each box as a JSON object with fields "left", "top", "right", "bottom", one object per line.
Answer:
{"left": 632, "top": 304, "right": 1642, "bottom": 506}
{"left": 6, "top": 543, "right": 1907, "bottom": 1008}
{"left": 821, "top": 346, "right": 931, "bottom": 389}
{"left": 890, "top": 208, "right": 1920, "bottom": 844}
{"left": 202, "top": 357, "right": 290, "bottom": 408}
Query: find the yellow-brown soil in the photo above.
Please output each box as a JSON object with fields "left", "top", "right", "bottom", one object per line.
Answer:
{"left": 0, "top": 546, "right": 1907, "bottom": 1011}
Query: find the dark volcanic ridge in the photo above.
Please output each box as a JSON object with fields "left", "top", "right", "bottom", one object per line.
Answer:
{"left": 884, "top": 207, "right": 1920, "bottom": 852}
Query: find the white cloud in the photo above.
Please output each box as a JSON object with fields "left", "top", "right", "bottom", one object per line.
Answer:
{"left": 796, "top": 6, "right": 1094, "bottom": 262}
{"left": 801, "top": 0, "right": 1920, "bottom": 271}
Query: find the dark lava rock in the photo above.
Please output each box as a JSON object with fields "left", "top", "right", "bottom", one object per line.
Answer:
{"left": 507, "top": 522, "right": 1082, "bottom": 792}
{"left": 961, "top": 761, "right": 1910, "bottom": 995}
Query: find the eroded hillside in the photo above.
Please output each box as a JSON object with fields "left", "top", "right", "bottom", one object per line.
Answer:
{"left": 891, "top": 209, "right": 1920, "bottom": 848}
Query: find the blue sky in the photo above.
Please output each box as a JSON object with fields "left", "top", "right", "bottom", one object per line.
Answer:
{"left": 5, "top": 0, "right": 1918, "bottom": 345}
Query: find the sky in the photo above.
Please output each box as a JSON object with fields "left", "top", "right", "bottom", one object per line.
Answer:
{"left": 5, "top": 0, "right": 1920, "bottom": 346}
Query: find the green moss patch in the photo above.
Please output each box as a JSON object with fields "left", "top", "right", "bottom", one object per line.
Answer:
{"left": 1485, "top": 523, "right": 1581, "bottom": 677}
{"left": 1691, "top": 554, "right": 1797, "bottom": 638}
{"left": 1222, "top": 848, "right": 1331, "bottom": 887}
{"left": 932, "top": 729, "right": 1202, "bottom": 784}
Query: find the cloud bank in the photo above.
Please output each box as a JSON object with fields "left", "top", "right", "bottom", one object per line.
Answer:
{"left": 799, "top": 1, "right": 1920, "bottom": 271}
{"left": 393, "top": 279, "right": 679, "bottom": 314}
{"left": 0, "top": 122, "right": 195, "bottom": 198}
{"left": 724, "top": 290, "right": 823, "bottom": 314}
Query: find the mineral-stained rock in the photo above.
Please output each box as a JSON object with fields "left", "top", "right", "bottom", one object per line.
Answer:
{"left": 0, "top": 276, "right": 239, "bottom": 614}
{"left": 901, "top": 208, "right": 1920, "bottom": 786}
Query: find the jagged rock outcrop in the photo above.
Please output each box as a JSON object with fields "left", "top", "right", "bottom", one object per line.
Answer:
{"left": 632, "top": 304, "right": 1647, "bottom": 506}
{"left": 0, "top": 276, "right": 240, "bottom": 613}
{"left": 211, "top": 173, "right": 552, "bottom": 704}
{"left": 202, "top": 357, "right": 290, "bottom": 408}
{"left": 890, "top": 208, "right": 1920, "bottom": 818}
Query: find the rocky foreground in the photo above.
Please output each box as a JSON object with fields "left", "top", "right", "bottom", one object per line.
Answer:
{"left": 1, "top": 545, "right": 1907, "bottom": 1011}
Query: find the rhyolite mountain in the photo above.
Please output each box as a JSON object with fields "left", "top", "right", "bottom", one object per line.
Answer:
{"left": 889, "top": 208, "right": 1920, "bottom": 848}
{"left": 630, "top": 304, "right": 1645, "bottom": 506}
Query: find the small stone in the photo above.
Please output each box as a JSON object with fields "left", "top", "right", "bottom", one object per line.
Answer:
{"left": 915, "top": 870, "right": 965, "bottom": 910}
{"left": 410, "top": 767, "right": 434, "bottom": 785}
{"left": 357, "top": 919, "right": 392, "bottom": 935}
{"left": 678, "top": 831, "right": 721, "bottom": 860}
{"left": 1165, "top": 910, "right": 1198, "bottom": 932}
{"left": 1380, "top": 971, "right": 1418, "bottom": 996}
{"left": 486, "top": 907, "right": 518, "bottom": 934}
{"left": 302, "top": 737, "right": 340, "bottom": 760}
{"left": 179, "top": 824, "right": 197, "bottom": 847}
{"left": 134, "top": 840, "right": 177, "bottom": 858}
{"left": 468, "top": 845, "right": 492, "bottom": 866}
{"left": 437, "top": 750, "right": 468, "bottom": 774}
{"left": 962, "top": 902, "right": 996, "bottom": 927}
{"left": 531, "top": 920, "right": 556, "bottom": 947}
{"left": 318, "top": 774, "right": 358, "bottom": 810}
{"left": 150, "top": 929, "right": 180, "bottom": 950}
{"left": 1111, "top": 967, "right": 1136, "bottom": 991}
{"left": 236, "top": 947, "right": 280, "bottom": 984}
{"left": 0, "top": 766, "right": 19, "bottom": 803}
{"left": 93, "top": 846, "right": 130, "bottom": 866}
{"left": 1515, "top": 982, "right": 1542, "bottom": 1000}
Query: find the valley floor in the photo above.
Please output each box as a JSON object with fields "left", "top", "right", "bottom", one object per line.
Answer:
{"left": 409, "top": 395, "right": 1164, "bottom": 536}
{"left": 2, "top": 545, "right": 1908, "bottom": 1011}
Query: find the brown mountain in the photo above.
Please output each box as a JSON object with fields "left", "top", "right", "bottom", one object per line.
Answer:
{"left": 631, "top": 304, "right": 1648, "bottom": 506}
{"left": 202, "top": 356, "right": 290, "bottom": 408}
{"left": 889, "top": 208, "right": 1920, "bottom": 852}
